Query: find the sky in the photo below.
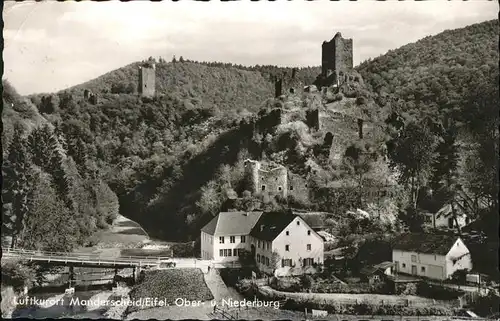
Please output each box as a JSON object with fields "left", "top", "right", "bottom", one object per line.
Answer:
{"left": 3, "top": 0, "right": 498, "bottom": 95}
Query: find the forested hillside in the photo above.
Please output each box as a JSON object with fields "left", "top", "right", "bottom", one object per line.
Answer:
{"left": 357, "top": 20, "right": 499, "bottom": 276}
{"left": 1, "top": 81, "right": 120, "bottom": 252}
{"left": 3, "top": 20, "right": 497, "bottom": 262}
{"left": 355, "top": 19, "right": 498, "bottom": 224}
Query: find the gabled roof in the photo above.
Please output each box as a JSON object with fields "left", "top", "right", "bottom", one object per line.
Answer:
{"left": 360, "top": 261, "right": 395, "bottom": 276}
{"left": 249, "top": 212, "right": 297, "bottom": 241}
{"left": 201, "top": 212, "right": 263, "bottom": 236}
{"left": 296, "top": 212, "right": 326, "bottom": 229}
{"left": 392, "top": 233, "right": 461, "bottom": 256}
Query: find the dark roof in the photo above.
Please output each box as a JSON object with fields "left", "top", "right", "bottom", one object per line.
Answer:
{"left": 360, "top": 261, "right": 395, "bottom": 276}
{"left": 297, "top": 213, "right": 326, "bottom": 229}
{"left": 201, "top": 212, "right": 263, "bottom": 236}
{"left": 249, "top": 212, "right": 297, "bottom": 241}
{"left": 392, "top": 233, "right": 460, "bottom": 255}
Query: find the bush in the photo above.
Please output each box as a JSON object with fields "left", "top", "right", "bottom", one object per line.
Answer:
{"left": 326, "top": 93, "right": 343, "bottom": 103}
{"left": 416, "top": 282, "right": 464, "bottom": 300}
{"left": 1, "top": 261, "right": 35, "bottom": 291}
{"left": 170, "top": 242, "right": 195, "bottom": 257}
{"left": 356, "top": 96, "right": 367, "bottom": 105}
{"left": 401, "top": 282, "right": 417, "bottom": 295}
{"left": 470, "top": 291, "right": 500, "bottom": 317}
{"left": 300, "top": 274, "right": 313, "bottom": 290}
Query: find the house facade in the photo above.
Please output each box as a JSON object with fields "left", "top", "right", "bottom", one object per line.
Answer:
{"left": 200, "top": 211, "right": 324, "bottom": 276}
{"left": 423, "top": 204, "right": 470, "bottom": 230}
{"left": 392, "top": 233, "right": 472, "bottom": 281}
{"left": 249, "top": 213, "right": 324, "bottom": 277}
{"left": 200, "top": 211, "right": 263, "bottom": 262}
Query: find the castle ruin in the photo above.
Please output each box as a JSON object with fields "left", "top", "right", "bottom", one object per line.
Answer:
{"left": 244, "top": 159, "right": 288, "bottom": 198}
{"left": 321, "top": 32, "right": 353, "bottom": 86}
{"left": 139, "top": 63, "right": 156, "bottom": 97}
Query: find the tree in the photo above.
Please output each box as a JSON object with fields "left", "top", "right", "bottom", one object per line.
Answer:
{"left": 269, "top": 252, "right": 281, "bottom": 275}
{"left": 19, "top": 170, "right": 78, "bottom": 252}
{"left": 429, "top": 124, "right": 463, "bottom": 234}
{"left": 26, "top": 124, "right": 55, "bottom": 171}
{"left": 179, "top": 56, "right": 185, "bottom": 63}
{"left": 388, "top": 121, "right": 438, "bottom": 209}
{"left": 3, "top": 123, "right": 34, "bottom": 248}
{"left": 342, "top": 142, "right": 377, "bottom": 189}
{"left": 196, "top": 180, "right": 222, "bottom": 216}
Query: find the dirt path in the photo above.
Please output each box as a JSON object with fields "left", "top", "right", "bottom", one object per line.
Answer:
{"left": 74, "top": 214, "right": 151, "bottom": 257}
{"left": 203, "top": 268, "right": 244, "bottom": 302}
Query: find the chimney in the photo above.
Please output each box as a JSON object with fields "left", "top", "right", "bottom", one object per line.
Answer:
{"left": 260, "top": 225, "right": 265, "bottom": 232}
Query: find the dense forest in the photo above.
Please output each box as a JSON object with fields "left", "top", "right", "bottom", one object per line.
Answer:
{"left": 1, "top": 19, "right": 498, "bottom": 272}
{"left": 2, "top": 81, "right": 119, "bottom": 252}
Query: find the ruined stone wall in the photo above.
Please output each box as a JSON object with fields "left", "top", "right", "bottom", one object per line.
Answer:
{"left": 259, "top": 166, "right": 288, "bottom": 198}
{"left": 306, "top": 109, "right": 320, "bottom": 131}
{"left": 244, "top": 159, "right": 288, "bottom": 198}
{"left": 139, "top": 65, "right": 156, "bottom": 96}
{"left": 288, "top": 173, "right": 308, "bottom": 200}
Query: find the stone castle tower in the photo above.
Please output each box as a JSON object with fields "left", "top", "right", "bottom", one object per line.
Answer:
{"left": 321, "top": 32, "right": 353, "bottom": 85}
{"left": 244, "top": 159, "right": 288, "bottom": 198}
{"left": 139, "top": 63, "right": 156, "bottom": 96}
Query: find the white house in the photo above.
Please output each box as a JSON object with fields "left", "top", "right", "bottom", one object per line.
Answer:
{"left": 392, "top": 233, "right": 473, "bottom": 281}
{"left": 200, "top": 211, "right": 263, "bottom": 262}
{"left": 200, "top": 211, "right": 324, "bottom": 276}
{"left": 423, "top": 204, "right": 470, "bottom": 230}
{"left": 249, "top": 212, "right": 324, "bottom": 277}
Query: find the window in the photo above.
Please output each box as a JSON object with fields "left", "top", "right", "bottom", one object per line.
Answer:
{"left": 297, "top": 220, "right": 300, "bottom": 225}
{"left": 307, "top": 230, "right": 311, "bottom": 235}
{"left": 286, "top": 231, "right": 289, "bottom": 236}
{"left": 266, "top": 257, "right": 270, "bottom": 266}
{"left": 278, "top": 186, "right": 282, "bottom": 191}
{"left": 307, "top": 244, "right": 311, "bottom": 251}
{"left": 402, "top": 263, "right": 406, "bottom": 268}
{"left": 448, "top": 218, "right": 454, "bottom": 228}
{"left": 285, "top": 245, "right": 290, "bottom": 251}
{"left": 220, "top": 249, "right": 223, "bottom": 257}
{"left": 219, "top": 236, "right": 225, "bottom": 244}
{"left": 411, "top": 255, "right": 417, "bottom": 263}
{"left": 258, "top": 240, "right": 261, "bottom": 248}
{"left": 282, "top": 259, "right": 292, "bottom": 267}
{"left": 257, "top": 254, "right": 261, "bottom": 263}
{"left": 421, "top": 266, "right": 426, "bottom": 273}
{"left": 230, "top": 236, "right": 235, "bottom": 243}
{"left": 267, "top": 242, "right": 270, "bottom": 250}
{"left": 290, "top": 185, "right": 294, "bottom": 191}
{"left": 303, "top": 258, "right": 314, "bottom": 266}
{"left": 424, "top": 215, "right": 432, "bottom": 223}
{"left": 241, "top": 235, "right": 246, "bottom": 243}
{"left": 261, "top": 185, "right": 266, "bottom": 191}
{"left": 228, "top": 249, "right": 232, "bottom": 256}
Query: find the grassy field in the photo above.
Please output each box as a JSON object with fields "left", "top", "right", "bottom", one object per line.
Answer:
{"left": 127, "top": 269, "right": 213, "bottom": 313}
